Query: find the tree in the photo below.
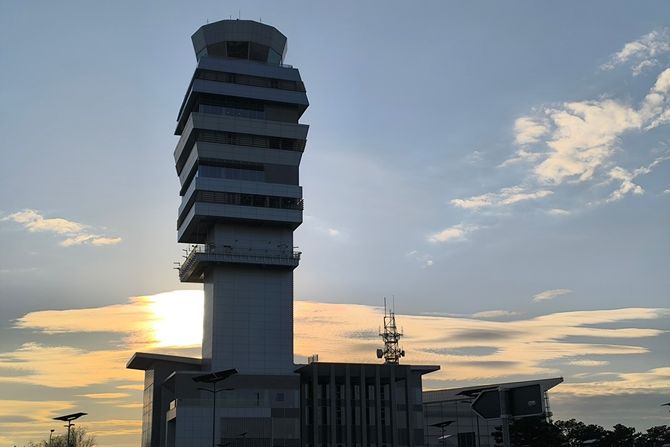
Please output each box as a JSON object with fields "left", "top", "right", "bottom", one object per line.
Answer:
{"left": 26, "top": 427, "right": 96, "bottom": 447}
{"left": 556, "top": 419, "right": 608, "bottom": 446}
{"left": 601, "top": 424, "right": 638, "bottom": 447}
{"left": 491, "top": 417, "right": 567, "bottom": 446}
{"left": 511, "top": 416, "right": 567, "bottom": 446}
{"left": 635, "top": 425, "right": 670, "bottom": 447}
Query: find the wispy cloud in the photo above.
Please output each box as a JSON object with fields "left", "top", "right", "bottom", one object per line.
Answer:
{"left": 514, "top": 116, "right": 549, "bottom": 146}
{"left": 601, "top": 28, "right": 670, "bottom": 75}
{"left": 2, "top": 209, "right": 121, "bottom": 247}
{"left": 604, "top": 155, "right": 669, "bottom": 203}
{"left": 568, "top": 359, "right": 610, "bottom": 367}
{"left": 1, "top": 292, "right": 668, "bottom": 397}
{"left": 491, "top": 66, "right": 670, "bottom": 212}
{"left": 546, "top": 208, "right": 571, "bottom": 216}
{"left": 406, "top": 250, "right": 434, "bottom": 268}
{"left": 78, "top": 392, "right": 130, "bottom": 399}
{"left": 471, "top": 310, "right": 520, "bottom": 319}
{"left": 531, "top": 69, "right": 670, "bottom": 185}
{"left": 556, "top": 366, "right": 670, "bottom": 396}
{"left": 533, "top": 288, "right": 573, "bottom": 302}
{"left": 303, "top": 215, "right": 346, "bottom": 240}
{"left": 0, "top": 343, "right": 139, "bottom": 388}
{"left": 450, "top": 185, "right": 553, "bottom": 210}
{"left": 295, "top": 301, "right": 669, "bottom": 385}
{"left": 428, "top": 223, "right": 478, "bottom": 243}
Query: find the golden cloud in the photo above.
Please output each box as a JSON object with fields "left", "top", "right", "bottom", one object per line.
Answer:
{"left": 2, "top": 291, "right": 668, "bottom": 393}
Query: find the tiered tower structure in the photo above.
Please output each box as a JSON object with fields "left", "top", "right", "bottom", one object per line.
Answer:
{"left": 175, "top": 20, "right": 309, "bottom": 375}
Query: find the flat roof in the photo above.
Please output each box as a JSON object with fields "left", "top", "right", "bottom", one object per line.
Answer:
{"left": 295, "top": 361, "right": 440, "bottom": 375}
{"left": 126, "top": 352, "right": 202, "bottom": 371}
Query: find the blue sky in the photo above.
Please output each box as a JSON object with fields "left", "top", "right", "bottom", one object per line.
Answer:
{"left": 1, "top": 1, "right": 669, "bottom": 445}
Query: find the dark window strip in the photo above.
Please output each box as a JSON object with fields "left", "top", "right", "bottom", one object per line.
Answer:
{"left": 178, "top": 190, "right": 303, "bottom": 227}
{"left": 196, "top": 68, "right": 306, "bottom": 92}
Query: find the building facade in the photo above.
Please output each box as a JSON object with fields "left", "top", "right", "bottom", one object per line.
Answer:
{"left": 298, "top": 362, "right": 438, "bottom": 447}
{"left": 422, "top": 378, "right": 563, "bottom": 447}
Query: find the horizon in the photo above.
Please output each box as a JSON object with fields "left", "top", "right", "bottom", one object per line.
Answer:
{"left": 1, "top": 1, "right": 669, "bottom": 446}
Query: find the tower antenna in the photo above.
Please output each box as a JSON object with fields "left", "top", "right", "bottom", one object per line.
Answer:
{"left": 376, "top": 297, "right": 405, "bottom": 364}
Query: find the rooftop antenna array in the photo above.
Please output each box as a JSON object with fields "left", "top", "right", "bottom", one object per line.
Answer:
{"left": 376, "top": 297, "right": 405, "bottom": 364}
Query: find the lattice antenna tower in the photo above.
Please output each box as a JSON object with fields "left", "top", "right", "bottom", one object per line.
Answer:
{"left": 376, "top": 297, "right": 405, "bottom": 364}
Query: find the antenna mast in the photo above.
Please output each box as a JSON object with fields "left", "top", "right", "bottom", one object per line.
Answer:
{"left": 376, "top": 297, "right": 405, "bottom": 364}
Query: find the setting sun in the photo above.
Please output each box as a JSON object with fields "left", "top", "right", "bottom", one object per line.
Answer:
{"left": 147, "top": 290, "right": 203, "bottom": 348}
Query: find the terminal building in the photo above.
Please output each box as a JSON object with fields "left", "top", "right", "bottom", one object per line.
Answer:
{"left": 127, "top": 18, "right": 561, "bottom": 447}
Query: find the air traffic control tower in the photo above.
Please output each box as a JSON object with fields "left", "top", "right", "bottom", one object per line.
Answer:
{"left": 175, "top": 20, "right": 308, "bottom": 375}
{"left": 128, "top": 20, "right": 308, "bottom": 447}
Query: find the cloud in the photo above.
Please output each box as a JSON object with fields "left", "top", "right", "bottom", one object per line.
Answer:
{"left": 0, "top": 343, "right": 139, "bottom": 388}
{"left": 531, "top": 68, "right": 670, "bottom": 185}
{"left": 294, "top": 301, "right": 669, "bottom": 385}
{"left": 16, "top": 290, "right": 203, "bottom": 348}
{"left": 601, "top": 28, "right": 670, "bottom": 75}
{"left": 450, "top": 186, "right": 553, "bottom": 210}
{"left": 556, "top": 367, "right": 670, "bottom": 397}
{"left": 78, "top": 392, "right": 130, "bottom": 399}
{"left": 532, "top": 288, "right": 573, "bottom": 302}
{"left": 535, "top": 100, "right": 642, "bottom": 184}
{"left": 2, "top": 210, "right": 85, "bottom": 234}
{"left": 546, "top": 208, "right": 571, "bottom": 216}
{"left": 0, "top": 399, "right": 76, "bottom": 445}
{"left": 428, "top": 223, "right": 478, "bottom": 243}
{"left": 406, "top": 250, "right": 434, "bottom": 267}
{"left": 2, "top": 209, "right": 121, "bottom": 247}
{"left": 471, "top": 310, "right": 520, "bottom": 319}
{"left": 327, "top": 228, "right": 340, "bottom": 237}
{"left": 605, "top": 156, "right": 669, "bottom": 203}
{"left": 0, "top": 399, "right": 74, "bottom": 422}
{"left": 568, "top": 359, "right": 610, "bottom": 367}
{"left": 464, "top": 150, "right": 485, "bottom": 165}
{"left": 515, "top": 116, "right": 549, "bottom": 145}
{"left": 1, "top": 292, "right": 668, "bottom": 404}
{"left": 490, "top": 68, "right": 670, "bottom": 213}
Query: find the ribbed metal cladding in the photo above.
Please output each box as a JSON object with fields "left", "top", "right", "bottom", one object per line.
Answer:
{"left": 296, "top": 362, "right": 436, "bottom": 447}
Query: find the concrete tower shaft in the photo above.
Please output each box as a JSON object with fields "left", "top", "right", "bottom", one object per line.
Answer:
{"left": 174, "top": 20, "right": 309, "bottom": 375}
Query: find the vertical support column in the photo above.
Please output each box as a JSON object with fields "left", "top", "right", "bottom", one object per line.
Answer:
{"left": 312, "top": 365, "right": 318, "bottom": 445}
{"left": 345, "top": 364, "right": 352, "bottom": 447}
{"left": 405, "top": 371, "right": 414, "bottom": 447}
{"left": 361, "top": 365, "right": 367, "bottom": 447}
{"left": 500, "top": 388, "right": 511, "bottom": 447}
{"left": 375, "top": 366, "right": 382, "bottom": 447}
{"left": 390, "top": 366, "right": 398, "bottom": 447}
{"left": 330, "top": 365, "right": 336, "bottom": 446}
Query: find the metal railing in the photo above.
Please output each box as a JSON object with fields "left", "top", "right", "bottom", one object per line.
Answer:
{"left": 179, "top": 244, "right": 301, "bottom": 278}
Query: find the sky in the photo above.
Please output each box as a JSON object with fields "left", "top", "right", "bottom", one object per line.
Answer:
{"left": 0, "top": 0, "right": 669, "bottom": 445}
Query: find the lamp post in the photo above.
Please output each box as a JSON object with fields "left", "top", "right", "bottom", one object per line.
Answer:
{"left": 430, "top": 420, "right": 454, "bottom": 447}
{"left": 53, "top": 412, "right": 86, "bottom": 447}
{"left": 192, "top": 369, "right": 238, "bottom": 447}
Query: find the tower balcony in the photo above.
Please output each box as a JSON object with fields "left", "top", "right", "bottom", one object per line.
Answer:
{"left": 178, "top": 244, "right": 301, "bottom": 282}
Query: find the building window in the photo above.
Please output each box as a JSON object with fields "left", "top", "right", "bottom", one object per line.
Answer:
{"left": 227, "top": 41, "right": 249, "bottom": 59}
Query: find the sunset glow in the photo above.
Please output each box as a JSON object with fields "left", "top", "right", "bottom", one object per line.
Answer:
{"left": 146, "top": 290, "right": 203, "bottom": 348}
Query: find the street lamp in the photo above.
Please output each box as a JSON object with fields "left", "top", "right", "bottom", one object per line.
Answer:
{"left": 430, "top": 420, "right": 454, "bottom": 447}
{"left": 53, "top": 412, "right": 87, "bottom": 447}
{"left": 192, "top": 369, "right": 238, "bottom": 447}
